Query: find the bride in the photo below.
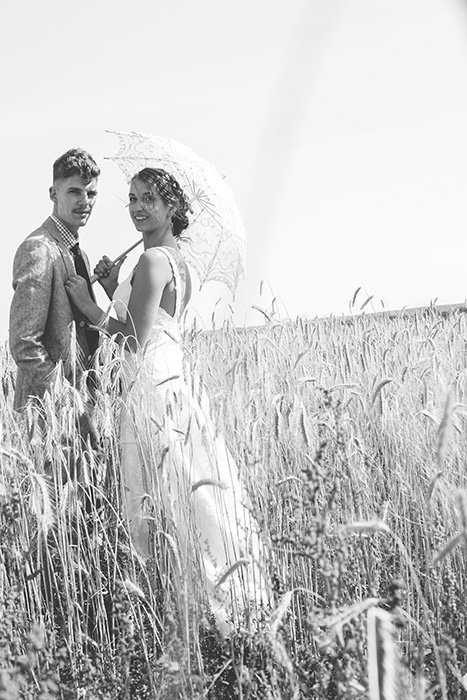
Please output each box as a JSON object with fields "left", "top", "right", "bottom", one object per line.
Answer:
{"left": 65, "top": 167, "right": 267, "bottom": 628}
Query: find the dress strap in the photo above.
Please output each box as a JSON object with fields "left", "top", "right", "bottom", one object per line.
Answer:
{"left": 157, "top": 246, "right": 183, "bottom": 317}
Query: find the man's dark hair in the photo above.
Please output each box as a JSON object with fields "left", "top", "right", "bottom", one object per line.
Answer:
{"left": 53, "top": 148, "right": 100, "bottom": 182}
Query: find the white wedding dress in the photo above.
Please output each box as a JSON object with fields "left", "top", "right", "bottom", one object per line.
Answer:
{"left": 112, "top": 246, "right": 267, "bottom": 626}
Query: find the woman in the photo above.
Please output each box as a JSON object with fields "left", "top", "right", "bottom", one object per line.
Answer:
{"left": 65, "top": 168, "right": 267, "bottom": 628}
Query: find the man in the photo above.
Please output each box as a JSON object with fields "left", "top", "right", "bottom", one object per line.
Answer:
{"left": 9, "top": 148, "right": 100, "bottom": 411}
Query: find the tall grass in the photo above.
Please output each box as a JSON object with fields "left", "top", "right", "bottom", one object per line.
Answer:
{"left": 1, "top": 308, "right": 467, "bottom": 698}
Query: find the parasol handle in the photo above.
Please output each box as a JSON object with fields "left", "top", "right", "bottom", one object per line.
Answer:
{"left": 90, "top": 238, "right": 144, "bottom": 284}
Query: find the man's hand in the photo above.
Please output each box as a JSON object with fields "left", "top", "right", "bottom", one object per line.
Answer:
{"left": 65, "top": 274, "right": 93, "bottom": 313}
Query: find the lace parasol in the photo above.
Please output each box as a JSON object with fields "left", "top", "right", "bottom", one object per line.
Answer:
{"left": 106, "top": 130, "right": 246, "bottom": 296}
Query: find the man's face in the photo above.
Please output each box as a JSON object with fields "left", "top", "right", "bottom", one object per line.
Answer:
{"left": 49, "top": 175, "right": 98, "bottom": 234}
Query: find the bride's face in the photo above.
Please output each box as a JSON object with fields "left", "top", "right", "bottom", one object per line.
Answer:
{"left": 128, "top": 177, "right": 171, "bottom": 232}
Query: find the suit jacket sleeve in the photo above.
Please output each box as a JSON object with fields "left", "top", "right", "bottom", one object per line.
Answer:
{"left": 9, "top": 237, "right": 59, "bottom": 396}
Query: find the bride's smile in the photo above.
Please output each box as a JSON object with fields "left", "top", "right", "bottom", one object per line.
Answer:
{"left": 128, "top": 178, "right": 173, "bottom": 239}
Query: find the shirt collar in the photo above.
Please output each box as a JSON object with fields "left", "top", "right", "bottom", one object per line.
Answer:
{"left": 51, "top": 214, "right": 79, "bottom": 250}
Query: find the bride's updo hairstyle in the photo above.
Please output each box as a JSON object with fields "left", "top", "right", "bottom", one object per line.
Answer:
{"left": 135, "top": 168, "right": 190, "bottom": 238}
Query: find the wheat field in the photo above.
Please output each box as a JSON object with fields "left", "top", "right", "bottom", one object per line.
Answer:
{"left": 1, "top": 307, "right": 467, "bottom": 699}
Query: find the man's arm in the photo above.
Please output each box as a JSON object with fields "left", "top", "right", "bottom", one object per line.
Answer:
{"left": 9, "top": 238, "right": 59, "bottom": 398}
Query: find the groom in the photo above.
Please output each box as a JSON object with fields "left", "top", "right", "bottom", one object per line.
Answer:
{"left": 9, "top": 147, "right": 101, "bottom": 411}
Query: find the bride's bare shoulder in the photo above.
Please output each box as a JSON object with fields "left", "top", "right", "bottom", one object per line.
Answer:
{"left": 133, "top": 247, "right": 172, "bottom": 284}
{"left": 138, "top": 247, "right": 172, "bottom": 268}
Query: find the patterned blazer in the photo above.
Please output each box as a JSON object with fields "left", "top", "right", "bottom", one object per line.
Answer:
{"left": 9, "top": 216, "right": 94, "bottom": 410}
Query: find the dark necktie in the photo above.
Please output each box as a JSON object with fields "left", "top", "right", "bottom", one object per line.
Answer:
{"left": 71, "top": 243, "right": 95, "bottom": 300}
{"left": 70, "top": 243, "right": 99, "bottom": 357}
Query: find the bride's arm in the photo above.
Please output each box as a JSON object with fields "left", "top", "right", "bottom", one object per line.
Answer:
{"left": 93, "top": 255, "right": 125, "bottom": 300}
{"left": 66, "top": 249, "right": 171, "bottom": 350}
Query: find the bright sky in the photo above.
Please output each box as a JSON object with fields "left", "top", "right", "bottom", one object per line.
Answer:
{"left": 2, "top": 0, "right": 467, "bottom": 340}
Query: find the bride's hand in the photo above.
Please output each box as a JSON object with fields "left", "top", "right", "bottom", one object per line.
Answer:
{"left": 65, "top": 275, "right": 93, "bottom": 313}
{"left": 94, "top": 255, "right": 126, "bottom": 297}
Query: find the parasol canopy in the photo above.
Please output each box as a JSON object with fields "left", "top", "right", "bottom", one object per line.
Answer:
{"left": 106, "top": 130, "right": 246, "bottom": 295}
